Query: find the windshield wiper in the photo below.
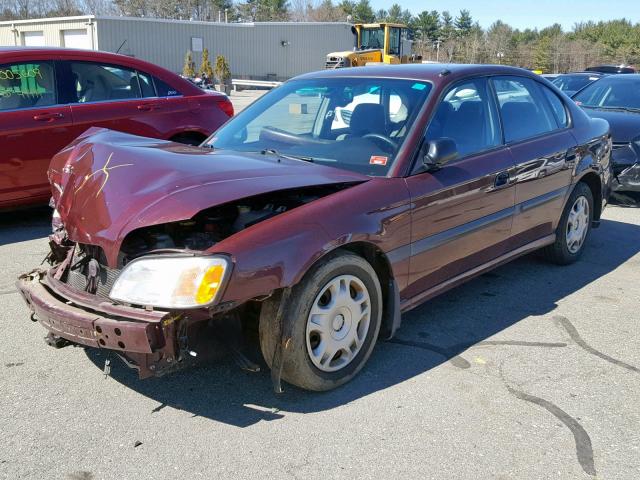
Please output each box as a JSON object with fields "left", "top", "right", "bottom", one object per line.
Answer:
{"left": 583, "top": 105, "right": 640, "bottom": 113}
{"left": 260, "top": 148, "right": 315, "bottom": 163}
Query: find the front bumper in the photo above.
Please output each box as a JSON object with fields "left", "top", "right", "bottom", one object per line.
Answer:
{"left": 16, "top": 268, "right": 181, "bottom": 378}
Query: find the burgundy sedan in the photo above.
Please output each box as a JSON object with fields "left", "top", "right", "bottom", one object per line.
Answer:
{"left": 17, "top": 64, "right": 611, "bottom": 392}
{"left": 0, "top": 47, "right": 233, "bottom": 210}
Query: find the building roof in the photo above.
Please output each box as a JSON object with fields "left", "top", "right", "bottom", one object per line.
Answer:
{"left": 0, "top": 15, "right": 352, "bottom": 28}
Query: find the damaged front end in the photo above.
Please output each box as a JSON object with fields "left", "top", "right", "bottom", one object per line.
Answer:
{"left": 611, "top": 138, "right": 640, "bottom": 192}
{"left": 17, "top": 129, "right": 367, "bottom": 379}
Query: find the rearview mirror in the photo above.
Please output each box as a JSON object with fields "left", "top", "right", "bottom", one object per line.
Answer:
{"left": 422, "top": 138, "right": 458, "bottom": 171}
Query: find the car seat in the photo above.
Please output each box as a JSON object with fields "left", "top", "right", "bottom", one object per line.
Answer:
{"left": 349, "top": 103, "right": 387, "bottom": 137}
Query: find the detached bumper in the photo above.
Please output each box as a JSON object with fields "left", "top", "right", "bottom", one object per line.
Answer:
{"left": 16, "top": 269, "right": 180, "bottom": 377}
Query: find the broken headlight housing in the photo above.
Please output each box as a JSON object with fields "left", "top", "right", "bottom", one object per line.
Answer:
{"left": 109, "top": 255, "right": 230, "bottom": 309}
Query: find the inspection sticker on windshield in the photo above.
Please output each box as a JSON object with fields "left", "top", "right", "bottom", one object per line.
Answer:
{"left": 370, "top": 155, "right": 388, "bottom": 166}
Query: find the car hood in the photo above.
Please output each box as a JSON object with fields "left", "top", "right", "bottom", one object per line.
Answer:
{"left": 582, "top": 108, "right": 640, "bottom": 142}
{"left": 49, "top": 128, "right": 369, "bottom": 267}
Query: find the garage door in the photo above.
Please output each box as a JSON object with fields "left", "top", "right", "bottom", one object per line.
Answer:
{"left": 62, "top": 29, "right": 91, "bottom": 49}
{"left": 22, "top": 31, "right": 45, "bottom": 46}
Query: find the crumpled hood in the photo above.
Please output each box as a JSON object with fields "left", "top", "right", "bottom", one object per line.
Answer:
{"left": 49, "top": 128, "right": 368, "bottom": 266}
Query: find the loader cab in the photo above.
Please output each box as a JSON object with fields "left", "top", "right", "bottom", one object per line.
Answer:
{"left": 325, "top": 23, "right": 419, "bottom": 69}
{"left": 355, "top": 23, "right": 412, "bottom": 64}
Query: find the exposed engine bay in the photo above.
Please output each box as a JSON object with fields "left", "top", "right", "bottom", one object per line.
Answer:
{"left": 117, "top": 184, "right": 350, "bottom": 266}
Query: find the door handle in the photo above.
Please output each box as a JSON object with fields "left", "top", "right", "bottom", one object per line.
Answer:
{"left": 494, "top": 171, "right": 510, "bottom": 188}
{"left": 137, "top": 103, "right": 159, "bottom": 111}
{"left": 33, "top": 112, "right": 63, "bottom": 121}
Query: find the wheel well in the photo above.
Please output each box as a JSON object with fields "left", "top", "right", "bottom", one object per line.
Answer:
{"left": 340, "top": 242, "right": 392, "bottom": 286}
{"left": 578, "top": 173, "right": 602, "bottom": 220}
{"left": 170, "top": 131, "right": 208, "bottom": 146}
{"left": 339, "top": 242, "right": 399, "bottom": 338}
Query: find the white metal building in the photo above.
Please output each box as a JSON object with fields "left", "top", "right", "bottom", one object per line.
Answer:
{"left": 0, "top": 16, "right": 354, "bottom": 80}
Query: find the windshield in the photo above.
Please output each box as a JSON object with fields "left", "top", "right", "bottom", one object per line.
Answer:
{"left": 207, "top": 78, "right": 432, "bottom": 176}
{"left": 552, "top": 74, "right": 601, "bottom": 96}
{"left": 573, "top": 76, "right": 640, "bottom": 109}
{"left": 360, "top": 28, "right": 385, "bottom": 49}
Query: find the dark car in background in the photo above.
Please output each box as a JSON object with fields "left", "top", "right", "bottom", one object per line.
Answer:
{"left": 552, "top": 72, "right": 605, "bottom": 96}
{"left": 573, "top": 74, "right": 640, "bottom": 193}
{"left": 0, "top": 47, "right": 233, "bottom": 210}
{"left": 585, "top": 65, "right": 636, "bottom": 74}
{"left": 17, "top": 64, "right": 611, "bottom": 392}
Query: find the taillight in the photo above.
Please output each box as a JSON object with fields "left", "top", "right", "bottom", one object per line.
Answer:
{"left": 216, "top": 98, "right": 234, "bottom": 118}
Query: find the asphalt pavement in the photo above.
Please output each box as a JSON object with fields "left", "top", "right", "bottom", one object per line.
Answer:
{"left": 0, "top": 91, "right": 639, "bottom": 479}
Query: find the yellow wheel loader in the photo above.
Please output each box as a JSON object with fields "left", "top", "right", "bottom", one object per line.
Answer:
{"left": 325, "top": 23, "right": 422, "bottom": 69}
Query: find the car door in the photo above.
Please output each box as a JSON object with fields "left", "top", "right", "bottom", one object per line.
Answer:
{"left": 58, "top": 60, "right": 166, "bottom": 140}
{"left": 0, "top": 60, "right": 73, "bottom": 206}
{"left": 491, "top": 76, "right": 576, "bottom": 248}
{"left": 403, "top": 77, "right": 516, "bottom": 301}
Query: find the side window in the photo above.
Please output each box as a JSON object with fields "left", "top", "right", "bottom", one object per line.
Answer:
{"left": 492, "top": 76, "right": 558, "bottom": 143}
{"left": 425, "top": 78, "right": 501, "bottom": 158}
{"left": 68, "top": 62, "right": 142, "bottom": 103}
{"left": 0, "top": 61, "right": 56, "bottom": 111}
{"left": 388, "top": 27, "right": 401, "bottom": 56}
{"left": 137, "top": 71, "right": 156, "bottom": 98}
{"left": 154, "top": 78, "right": 181, "bottom": 97}
{"left": 540, "top": 84, "right": 568, "bottom": 127}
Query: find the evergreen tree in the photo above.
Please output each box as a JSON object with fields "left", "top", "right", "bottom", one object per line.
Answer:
{"left": 182, "top": 51, "right": 196, "bottom": 78}
{"left": 352, "top": 0, "right": 374, "bottom": 23}
{"left": 455, "top": 9, "right": 473, "bottom": 36}
{"left": 214, "top": 54, "right": 231, "bottom": 84}
{"left": 199, "top": 48, "right": 214, "bottom": 80}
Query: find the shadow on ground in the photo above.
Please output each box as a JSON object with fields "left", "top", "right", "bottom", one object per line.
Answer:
{"left": 75, "top": 215, "right": 638, "bottom": 427}
{"left": 0, "top": 207, "right": 51, "bottom": 246}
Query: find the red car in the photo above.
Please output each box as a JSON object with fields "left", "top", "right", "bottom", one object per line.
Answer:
{"left": 0, "top": 47, "right": 233, "bottom": 210}
{"left": 17, "top": 65, "right": 611, "bottom": 392}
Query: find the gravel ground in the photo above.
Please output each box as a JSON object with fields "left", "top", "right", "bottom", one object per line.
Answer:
{"left": 0, "top": 90, "right": 638, "bottom": 479}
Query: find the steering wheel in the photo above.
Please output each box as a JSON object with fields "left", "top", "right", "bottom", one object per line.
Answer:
{"left": 362, "top": 133, "right": 398, "bottom": 152}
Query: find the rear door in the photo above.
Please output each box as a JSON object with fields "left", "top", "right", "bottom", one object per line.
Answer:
{"left": 491, "top": 76, "right": 575, "bottom": 247}
{"left": 404, "top": 77, "right": 516, "bottom": 301}
{"left": 58, "top": 60, "right": 166, "bottom": 140}
{"left": 0, "top": 59, "right": 73, "bottom": 206}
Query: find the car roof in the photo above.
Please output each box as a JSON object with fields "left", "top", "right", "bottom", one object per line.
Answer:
{"left": 0, "top": 46, "right": 203, "bottom": 95}
{"left": 557, "top": 72, "right": 605, "bottom": 77}
{"left": 588, "top": 73, "right": 640, "bottom": 80}
{"left": 293, "top": 64, "right": 540, "bottom": 84}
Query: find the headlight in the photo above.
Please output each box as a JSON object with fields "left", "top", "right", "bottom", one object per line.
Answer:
{"left": 110, "top": 255, "right": 230, "bottom": 309}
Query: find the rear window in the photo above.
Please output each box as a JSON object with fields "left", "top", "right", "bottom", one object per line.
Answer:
{"left": 492, "top": 76, "right": 558, "bottom": 143}
{"left": 154, "top": 78, "right": 181, "bottom": 97}
{"left": 0, "top": 61, "right": 56, "bottom": 111}
{"left": 66, "top": 61, "right": 163, "bottom": 103}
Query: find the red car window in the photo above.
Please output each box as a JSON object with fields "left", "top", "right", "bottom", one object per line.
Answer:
{"left": 68, "top": 61, "right": 144, "bottom": 103}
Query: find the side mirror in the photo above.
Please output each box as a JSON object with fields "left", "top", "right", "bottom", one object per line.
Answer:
{"left": 422, "top": 138, "right": 458, "bottom": 171}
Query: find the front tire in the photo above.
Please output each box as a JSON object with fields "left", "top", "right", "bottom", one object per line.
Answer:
{"left": 543, "top": 182, "right": 594, "bottom": 265}
{"left": 259, "top": 252, "right": 382, "bottom": 391}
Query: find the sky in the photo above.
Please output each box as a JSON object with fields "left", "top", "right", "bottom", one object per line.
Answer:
{"left": 369, "top": 0, "right": 640, "bottom": 31}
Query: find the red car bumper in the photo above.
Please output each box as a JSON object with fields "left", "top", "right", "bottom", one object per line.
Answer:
{"left": 16, "top": 268, "right": 178, "bottom": 378}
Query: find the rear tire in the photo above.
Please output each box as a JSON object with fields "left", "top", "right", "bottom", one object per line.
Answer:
{"left": 259, "top": 251, "right": 382, "bottom": 391}
{"left": 543, "top": 182, "right": 594, "bottom": 265}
